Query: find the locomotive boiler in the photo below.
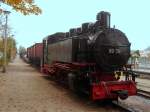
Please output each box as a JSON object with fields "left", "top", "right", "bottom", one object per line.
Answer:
{"left": 28, "top": 11, "right": 137, "bottom": 101}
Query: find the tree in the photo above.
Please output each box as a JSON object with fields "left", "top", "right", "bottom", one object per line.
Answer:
{"left": 0, "top": 36, "right": 17, "bottom": 66}
{"left": 19, "top": 46, "right": 26, "bottom": 57}
{"left": 7, "top": 37, "right": 17, "bottom": 60}
{"left": 130, "top": 50, "right": 140, "bottom": 68}
{"left": 0, "top": 0, "right": 42, "bottom": 15}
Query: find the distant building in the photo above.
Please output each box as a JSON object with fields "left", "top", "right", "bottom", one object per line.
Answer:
{"left": 140, "top": 50, "right": 149, "bottom": 58}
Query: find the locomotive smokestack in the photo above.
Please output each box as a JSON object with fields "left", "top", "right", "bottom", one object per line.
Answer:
{"left": 96, "top": 11, "right": 111, "bottom": 28}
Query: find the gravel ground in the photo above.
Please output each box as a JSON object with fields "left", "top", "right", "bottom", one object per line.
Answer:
{"left": 0, "top": 57, "right": 122, "bottom": 112}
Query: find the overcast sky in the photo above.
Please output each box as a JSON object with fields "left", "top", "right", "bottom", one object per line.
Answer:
{"left": 2, "top": 0, "right": 150, "bottom": 50}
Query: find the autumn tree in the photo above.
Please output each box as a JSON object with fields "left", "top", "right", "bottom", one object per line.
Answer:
{"left": 0, "top": 36, "right": 17, "bottom": 66}
{"left": 7, "top": 37, "right": 17, "bottom": 60}
{"left": 0, "top": 0, "right": 42, "bottom": 15}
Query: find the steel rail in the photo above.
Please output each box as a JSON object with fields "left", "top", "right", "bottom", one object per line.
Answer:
{"left": 137, "top": 89, "right": 150, "bottom": 99}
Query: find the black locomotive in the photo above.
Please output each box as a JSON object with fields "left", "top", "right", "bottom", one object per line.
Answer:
{"left": 28, "top": 11, "right": 136, "bottom": 101}
{"left": 43, "top": 11, "right": 130, "bottom": 72}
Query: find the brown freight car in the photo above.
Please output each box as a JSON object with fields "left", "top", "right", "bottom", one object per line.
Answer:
{"left": 27, "top": 43, "right": 43, "bottom": 67}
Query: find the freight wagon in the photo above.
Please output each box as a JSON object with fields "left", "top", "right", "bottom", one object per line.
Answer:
{"left": 27, "top": 43, "right": 43, "bottom": 67}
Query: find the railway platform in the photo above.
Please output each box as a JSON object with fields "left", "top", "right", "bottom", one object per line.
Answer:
{"left": 0, "top": 56, "right": 125, "bottom": 112}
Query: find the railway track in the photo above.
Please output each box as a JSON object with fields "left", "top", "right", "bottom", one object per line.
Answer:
{"left": 112, "top": 96, "right": 150, "bottom": 112}
{"left": 133, "top": 69, "right": 150, "bottom": 77}
{"left": 137, "top": 89, "right": 150, "bottom": 99}
{"left": 111, "top": 89, "right": 150, "bottom": 112}
{"left": 132, "top": 70, "right": 150, "bottom": 99}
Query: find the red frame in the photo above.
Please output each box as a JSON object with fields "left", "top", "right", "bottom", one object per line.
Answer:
{"left": 92, "top": 81, "right": 136, "bottom": 100}
{"left": 41, "top": 62, "right": 137, "bottom": 100}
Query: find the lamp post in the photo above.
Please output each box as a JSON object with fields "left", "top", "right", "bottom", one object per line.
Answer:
{"left": 10, "top": 34, "right": 14, "bottom": 61}
{"left": 2, "top": 10, "right": 10, "bottom": 73}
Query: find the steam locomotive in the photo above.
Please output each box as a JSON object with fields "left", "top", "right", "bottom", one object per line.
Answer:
{"left": 27, "top": 11, "right": 137, "bottom": 101}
